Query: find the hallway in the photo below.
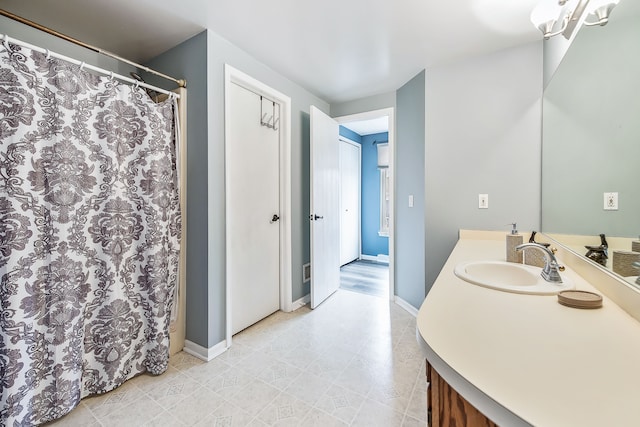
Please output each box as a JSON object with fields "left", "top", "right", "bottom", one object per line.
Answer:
{"left": 340, "top": 260, "right": 389, "bottom": 298}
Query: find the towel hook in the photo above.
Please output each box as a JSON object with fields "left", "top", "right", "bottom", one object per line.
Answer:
{"left": 45, "top": 49, "right": 51, "bottom": 60}
{"left": 2, "top": 34, "right": 10, "bottom": 51}
{"left": 109, "top": 71, "right": 114, "bottom": 81}
{"left": 79, "top": 61, "right": 86, "bottom": 71}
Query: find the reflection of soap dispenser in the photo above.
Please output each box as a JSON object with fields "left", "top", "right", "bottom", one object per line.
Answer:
{"left": 506, "top": 223, "right": 523, "bottom": 263}
{"left": 524, "top": 231, "right": 550, "bottom": 268}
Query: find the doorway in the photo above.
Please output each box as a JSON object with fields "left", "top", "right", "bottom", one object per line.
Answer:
{"left": 224, "top": 65, "right": 293, "bottom": 345}
{"left": 336, "top": 109, "right": 393, "bottom": 299}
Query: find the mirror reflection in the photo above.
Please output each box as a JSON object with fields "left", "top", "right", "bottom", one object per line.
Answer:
{"left": 541, "top": 1, "right": 640, "bottom": 283}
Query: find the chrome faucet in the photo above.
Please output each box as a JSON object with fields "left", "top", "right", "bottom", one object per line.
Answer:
{"left": 516, "top": 243, "right": 563, "bottom": 283}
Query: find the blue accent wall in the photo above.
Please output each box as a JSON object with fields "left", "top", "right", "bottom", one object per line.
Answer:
{"left": 339, "top": 126, "right": 362, "bottom": 144}
{"left": 339, "top": 127, "right": 389, "bottom": 258}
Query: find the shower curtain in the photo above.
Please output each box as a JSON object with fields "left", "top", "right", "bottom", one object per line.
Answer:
{"left": 0, "top": 41, "right": 181, "bottom": 425}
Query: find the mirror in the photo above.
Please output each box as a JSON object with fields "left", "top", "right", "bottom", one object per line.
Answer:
{"left": 541, "top": 1, "right": 640, "bottom": 283}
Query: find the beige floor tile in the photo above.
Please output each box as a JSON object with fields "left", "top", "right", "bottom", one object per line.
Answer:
{"left": 146, "top": 374, "right": 202, "bottom": 408}
{"left": 170, "top": 352, "right": 206, "bottom": 371}
{"left": 401, "top": 413, "right": 425, "bottom": 426}
{"left": 44, "top": 290, "right": 424, "bottom": 426}
{"left": 194, "top": 401, "right": 255, "bottom": 426}
{"left": 205, "top": 369, "right": 255, "bottom": 399}
{"left": 82, "top": 380, "right": 147, "bottom": 419}
{"left": 257, "top": 392, "right": 312, "bottom": 426}
{"left": 405, "top": 385, "right": 428, "bottom": 422}
{"left": 166, "top": 386, "right": 226, "bottom": 424}
{"left": 43, "top": 402, "right": 101, "bottom": 427}
{"left": 143, "top": 410, "right": 186, "bottom": 427}
{"left": 314, "top": 384, "right": 366, "bottom": 424}
{"left": 351, "top": 398, "right": 405, "bottom": 427}
{"left": 179, "top": 357, "right": 232, "bottom": 383}
{"left": 302, "top": 408, "right": 349, "bottom": 426}
{"left": 225, "top": 379, "right": 281, "bottom": 417}
{"left": 257, "top": 359, "right": 303, "bottom": 390}
{"left": 283, "top": 371, "right": 332, "bottom": 406}
{"left": 97, "top": 394, "right": 164, "bottom": 426}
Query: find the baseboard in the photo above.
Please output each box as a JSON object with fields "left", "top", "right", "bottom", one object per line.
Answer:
{"left": 377, "top": 254, "right": 389, "bottom": 263}
{"left": 360, "top": 254, "right": 389, "bottom": 264}
{"left": 292, "top": 293, "right": 310, "bottom": 310}
{"left": 394, "top": 296, "right": 418, "bottom": 317}
{"left": 183, "top": 339, "right": 227, "bottom": 362}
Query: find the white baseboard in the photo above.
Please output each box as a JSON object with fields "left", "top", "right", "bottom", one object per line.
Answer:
{"left": 360, "top": 254, "right": 389, "bottom": 264}
{"left": 394, "top": 296, "right": 418, "bottom": 317}
{"left": 183, "top": 339, "right": 227, "bottom": 362}
{"left": 292, "top": 293, "right": 310, "bottom": 311}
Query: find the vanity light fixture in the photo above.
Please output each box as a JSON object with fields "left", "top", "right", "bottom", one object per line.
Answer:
{"left": 531, "top": 0, "right": 621, "bottom": 40}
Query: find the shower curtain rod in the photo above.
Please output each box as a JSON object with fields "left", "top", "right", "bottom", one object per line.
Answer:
{"left": 0, "top": 9, "right": 186, "bottom": 88}
{"left": 2, "top": 34, "right": 181, "bottom": 99}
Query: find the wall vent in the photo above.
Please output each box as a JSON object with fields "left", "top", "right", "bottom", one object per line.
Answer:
{"left": 302, "top": 263, "right": 311, "bottom": 283}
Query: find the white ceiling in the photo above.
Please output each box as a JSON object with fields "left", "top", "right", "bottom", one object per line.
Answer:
{"left": 342, "top": 117, "right": 389, "bottom": 137}
{"left": 0, "top": 0, "right": 546, "bottom": 103}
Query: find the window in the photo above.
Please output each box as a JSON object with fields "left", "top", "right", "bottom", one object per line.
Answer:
{"left": 377, "top": 142, "right": 390, "bottom": 237}
{"left": 379, "top": 167, "right": 390, "bottom": 236}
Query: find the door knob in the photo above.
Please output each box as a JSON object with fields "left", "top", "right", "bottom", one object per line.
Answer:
{"left": 314, "top": 214, "right": 324, "bottom": 220}
{"left": 271, "top": 214, "right": 280, "bottom": 223}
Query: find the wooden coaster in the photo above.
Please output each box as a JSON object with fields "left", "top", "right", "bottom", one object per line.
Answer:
{"left": 557, "top": 290, "right": 603, "bottom": 309}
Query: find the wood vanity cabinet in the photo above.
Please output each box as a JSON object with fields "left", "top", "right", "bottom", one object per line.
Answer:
{"left": 426, "top": 360, "right": 498, "bottom": 427}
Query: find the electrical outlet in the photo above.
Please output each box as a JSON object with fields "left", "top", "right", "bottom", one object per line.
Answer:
{"left": 604, "top": 192, "right": 618, "bottom": 210}
{"left": 478, "top": 194, "right": 488, "bottom": 209}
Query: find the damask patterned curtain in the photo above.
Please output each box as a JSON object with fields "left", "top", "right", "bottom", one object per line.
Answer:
{"left": 0, "top": 41, "right": 181, "bottom": 425}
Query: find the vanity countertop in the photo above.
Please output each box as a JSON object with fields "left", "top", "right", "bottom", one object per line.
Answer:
{"left": 416, "top": 230, "right": 640, "bottom": 426}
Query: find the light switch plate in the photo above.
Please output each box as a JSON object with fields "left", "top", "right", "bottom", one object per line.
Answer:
{"left": 604, "top": 192, "right": 618, "bottom": 210}
{"left": 478, "top": 194, "right": 488, "bottom": 209}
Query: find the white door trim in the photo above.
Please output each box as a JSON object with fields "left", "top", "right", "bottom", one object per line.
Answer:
{"left": 335, "top": 108, "right": 395, "bottom": 301}
{"left": 339, "top": 136, "right": 362, "bottom": 264}
{"left": 224, "top": 64, "right": 293, "bottom": 348}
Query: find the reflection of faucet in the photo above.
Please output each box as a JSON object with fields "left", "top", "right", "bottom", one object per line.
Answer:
{"left": 634, "top": 262, "right": 640, "bottom": 286}
{"left": 516, "top": 243, "right": 563, "bottom": 283}
{"left": 585, "top": 234, "right": 608, "bottom": 267}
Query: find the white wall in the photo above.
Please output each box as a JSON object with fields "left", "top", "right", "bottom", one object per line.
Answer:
{"left": 424, "top": 41, "right": 544, "bottom": 294}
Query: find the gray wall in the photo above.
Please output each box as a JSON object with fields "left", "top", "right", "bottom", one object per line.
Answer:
{"left": 145, "top": 32, "right": 210, "bottom": 348}
{"left": 331, "top": 91, "right": 397, "bottom": 117}
{"left": 542, "top": 12, "right": 640, "bottom": 237}
{"left": 396, "top": 71, "right": 426, "bottom": 309}
{"left": 0, "top": 15, "right": 136, "bottom": 75}
{"left": 424, "top": 41, "right": 543, "bottom": 295}
{"left": 201, "top": 29, "right": 329, "bottom": 346}
{"left": 149, "top": 30, "right": 330, "bottom": 348}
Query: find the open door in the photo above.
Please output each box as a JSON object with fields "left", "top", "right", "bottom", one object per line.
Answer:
{"left": 310, "top": 106, "right": 340, "bottom": 309}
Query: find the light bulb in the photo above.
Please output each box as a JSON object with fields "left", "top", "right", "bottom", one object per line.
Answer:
{"left": 531, "top": 0, "right": 562, "bottom": 29}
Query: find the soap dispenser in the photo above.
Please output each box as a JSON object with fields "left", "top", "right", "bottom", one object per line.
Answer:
{"left": 506, "top": 223, "right": 523, "bottom": 263}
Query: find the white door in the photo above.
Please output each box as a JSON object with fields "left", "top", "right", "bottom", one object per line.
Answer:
{"left": 340, "top": 140, "right": 360, "bottom": 266}
{"left": 310, "top": 106, "right": 341, "bottom": 309}
{"left": 228, "top": 83, "right": 280, "bottom": 334}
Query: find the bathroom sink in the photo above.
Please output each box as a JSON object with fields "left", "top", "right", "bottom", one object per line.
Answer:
{"left": 454, "top": 261, "right": 574, "bottom": 295}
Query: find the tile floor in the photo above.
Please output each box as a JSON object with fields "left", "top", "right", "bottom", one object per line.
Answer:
{"left": 46, "top": 290, "right": 427, "bottom": 426}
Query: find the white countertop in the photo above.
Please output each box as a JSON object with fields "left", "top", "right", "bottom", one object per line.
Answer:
{"left": 416, "top": 232, "right": 640, "bottom": 426}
